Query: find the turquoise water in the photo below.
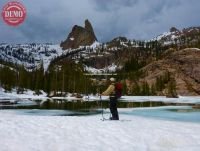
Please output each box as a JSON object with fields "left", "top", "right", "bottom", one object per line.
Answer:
{"left": 1, "top": 99, "right": 200, "bottom": 123}
{"left": 5, "top": 109, "right": 101, "bottom": 116}
{"left": 123, "top": 106, "right": 200, "bottom": 123}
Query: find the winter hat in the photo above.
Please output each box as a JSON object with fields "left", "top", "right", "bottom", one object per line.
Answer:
{"left": 110, "top": 77, "right": 115, "bottom": 82}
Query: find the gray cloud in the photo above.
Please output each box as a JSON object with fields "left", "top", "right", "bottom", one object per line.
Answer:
{"left": 0, "top": 0, "right": 200, "bottom": 43}
{"left": 90, "top": 0, "right": 139, "bottom": 11}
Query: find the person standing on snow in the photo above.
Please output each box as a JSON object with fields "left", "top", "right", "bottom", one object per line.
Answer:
{"left": 102, "top": 77, "right": 119, "bottom": 120}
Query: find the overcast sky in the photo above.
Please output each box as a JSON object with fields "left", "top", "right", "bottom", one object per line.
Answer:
{"left": 0, "top": 0, "right": 200, "bottom": 43}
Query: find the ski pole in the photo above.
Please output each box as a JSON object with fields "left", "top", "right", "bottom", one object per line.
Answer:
{"left": 100, "top": 94, "right": 105, "bottom": 121}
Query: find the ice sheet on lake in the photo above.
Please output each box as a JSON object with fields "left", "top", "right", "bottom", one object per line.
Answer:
{"left": 83, "top": 95, "right": 200, "bottom": 104}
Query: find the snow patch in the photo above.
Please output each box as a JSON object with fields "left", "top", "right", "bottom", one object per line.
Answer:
{"left": 183, "top": 48, "right": 200, "bottom": 51}
{"left": 90, "top": 41, "right": 100, "bottom": 49}
{"left": 84, "top": 63, "right": 118, "bottom": 74}
{"left": 153, "top": 32, "right": 172, "bottom": 41}
{"left": 70, "top": 37, "right": 74, "bottom": 41}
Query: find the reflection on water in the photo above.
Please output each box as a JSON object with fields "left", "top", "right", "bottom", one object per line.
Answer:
{"left": 167, "top": 108, "right": 200, "bottom": 113}
{"left": 0, "top": 99, "right": 167, "bottom": 110}
{"left": 1, "top": 99, "right": 200, "bottom": 123}
{"left": 1, "top": 99, "right": 105, "bottom": 116}
{"left": 0, "top": 99, "right": 168, "bottom": 116}
{"left": 11, "top": 109, "right": 102, "bottom": 116}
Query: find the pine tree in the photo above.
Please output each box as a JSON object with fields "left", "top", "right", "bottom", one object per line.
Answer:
{"left": 156, "top": 76, "right": 165, "bottom": 91}
{"left": 133, "top": 82, "right": 141, "bottom": 95}
{"left": 1, "top": 66, "right": 15, "bottom": 91}
{"left": 150, "top": 83, "right": 156, "bottom": 95}
{"left": 167, "top": 78, "right": 177, "bottom": 97}
{"left": 141, "top": 81, "right": 150, "bottom": 96}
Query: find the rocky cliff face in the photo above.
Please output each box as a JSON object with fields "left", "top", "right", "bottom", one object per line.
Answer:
{"left": 140, "top": 48, "right": 200, "bottom": 96}
{"left": 60, "top": 19, "right": 97, "bottom": 50}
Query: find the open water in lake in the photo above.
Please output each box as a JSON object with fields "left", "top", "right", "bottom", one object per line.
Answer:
{"left": 0, "top": 99, "right": 199, "bottom": 123}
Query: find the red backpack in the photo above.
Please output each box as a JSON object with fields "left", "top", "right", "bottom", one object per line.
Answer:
{"left": 115, "top": 82, "right": 123, "bottom": 98}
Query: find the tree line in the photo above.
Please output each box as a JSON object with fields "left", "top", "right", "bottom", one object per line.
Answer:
{"left": 0, "top": 61, "right": 94, "bottom": 96}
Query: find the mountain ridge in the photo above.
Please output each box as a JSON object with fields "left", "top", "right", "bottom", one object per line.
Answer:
{"left": 1, "top": 22, "right": 200, "bottom": 96}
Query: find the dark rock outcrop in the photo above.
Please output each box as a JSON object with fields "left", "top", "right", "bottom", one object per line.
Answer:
{"left": 170, "top": 27, "right": 179, "bottom": 32}
{"left": 60, "top": 19, "right": 97, "bottom": 50}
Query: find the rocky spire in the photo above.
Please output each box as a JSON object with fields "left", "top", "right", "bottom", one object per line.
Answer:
{"left": 60, "top": 19, "right": 97, "bottom": 50}
{"left": 85, "top": 19, "right": 97, "bottom": 40}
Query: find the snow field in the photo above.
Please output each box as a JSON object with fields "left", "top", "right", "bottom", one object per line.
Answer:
{"left": 0, "top": 111, "right": 200, "bottom": 151}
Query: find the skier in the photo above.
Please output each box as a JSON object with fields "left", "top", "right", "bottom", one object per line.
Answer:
{"left": 102, "top": 77, "right": 120, "bottom": 120}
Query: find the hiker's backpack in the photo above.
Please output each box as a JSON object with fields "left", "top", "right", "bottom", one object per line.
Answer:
{"left": 115, "top": 82, "right": 123, "bottom": 98}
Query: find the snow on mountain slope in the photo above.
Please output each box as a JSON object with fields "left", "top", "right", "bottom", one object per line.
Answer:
{"left": 151, "top": 30, "right": 180, "bottom": 46}
{"left": 0, "top": 42, "right": 105, "bottom": 73}
{"left": 1, "top": 26, "right": 199, "bottom": 73}
{"left": 0, "top": 43, "right": 63, "bottom": 71}
{"left": 152, "top": 26, "right": 200, "bottom": 46}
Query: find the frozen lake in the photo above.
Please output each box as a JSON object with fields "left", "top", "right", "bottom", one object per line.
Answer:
{"left": 0, "top": 98, "right": 200, "bottom": 151}
{"left": 0, "top": 99, "right": 199, "bottom": 123}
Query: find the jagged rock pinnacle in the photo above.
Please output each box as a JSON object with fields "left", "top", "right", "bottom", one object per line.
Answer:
{"left": 60, "top": 19, "right": 97, "bottom": 50}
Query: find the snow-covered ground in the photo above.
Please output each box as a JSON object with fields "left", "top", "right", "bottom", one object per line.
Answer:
{"left": 0, "top": 87, "right": 47, "bottom": 101}
{"left": 0, "top": 108, "right": 200, "bottom": 151}
{"left": 1, "top": 87, "right": 200, "bottom": 151}
{"left": 1, "top": 86, "right": 200, "bottom": 104}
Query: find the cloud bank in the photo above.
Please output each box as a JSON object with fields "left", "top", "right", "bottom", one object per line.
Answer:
{"left": 0, "top": 0, "right": 200, "bottom": 43}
